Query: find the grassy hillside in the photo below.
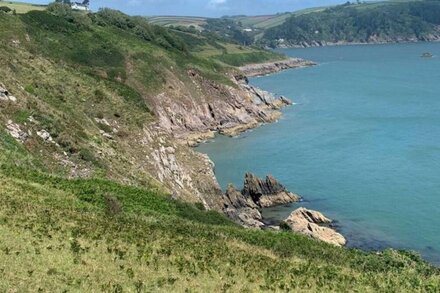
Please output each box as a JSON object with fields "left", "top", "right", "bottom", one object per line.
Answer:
{"left": 1, "top": 4, "right": 440, "bottom": 291}
{"left": 262, "top": 0, "right": 440, "bottom": 47}
{"left": 2, "top": 161, "right": 440, "bottom": 291}
{"left": 147, "top": 16, "right": 207, "bottom": 30}
{"left": 0, "top": 1, "right": 46, "bottom": 14}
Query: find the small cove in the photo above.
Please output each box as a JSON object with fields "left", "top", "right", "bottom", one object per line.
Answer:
{"left": 197, "top": 42, "right": 440, "bottom": 264}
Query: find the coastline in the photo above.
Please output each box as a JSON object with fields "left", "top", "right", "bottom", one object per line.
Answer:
{"left": 190, "top": 57, "right": 348, "bottom": 245}
{"left": 275, "top": 38, "right": 440, "bottom": 49}
{"left": 164, "top": 59, "right": 316, "bottom": 147}
{"left": 238, "top": 58, "right": 316, "bottom": 77}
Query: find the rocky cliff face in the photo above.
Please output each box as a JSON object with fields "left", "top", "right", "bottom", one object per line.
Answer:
{"left": 153, "top": 70, "right": 292, "bottom": 146}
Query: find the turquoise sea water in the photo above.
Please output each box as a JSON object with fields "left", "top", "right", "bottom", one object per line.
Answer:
{"left": 197, "top": 43, "right": 440, "bottom": 264}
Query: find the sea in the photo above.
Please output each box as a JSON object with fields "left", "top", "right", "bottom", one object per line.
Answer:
{"left": 197, "top": 42, "right": 440, "bottom": 264}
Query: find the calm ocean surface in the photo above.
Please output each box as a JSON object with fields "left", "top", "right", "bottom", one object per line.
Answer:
{"left": 197, "top": 43, "right": 440, "bottom": 264}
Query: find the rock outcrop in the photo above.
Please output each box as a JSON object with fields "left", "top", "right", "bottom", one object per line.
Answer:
{"left": 6, "top": 120, "right": 28, "bottom": 142}
{"left": 284, "top": 207, "right": 346, "bottom": 247}
{"left": 242, "top": 173, "right": 301, "bottom": 208}
{"left": 239, "top": 58, "right": 316, "bottom": 77}
{"left": 224, "top": 184, "right": 265, "bottom": 228}
{"left": 223, "top": 173, "right": 300, "bottom": 228}
{"left": 154, "top": 70, "right": 295, "bottom": 146}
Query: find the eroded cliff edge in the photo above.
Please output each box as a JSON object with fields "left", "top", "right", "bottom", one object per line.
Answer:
{"left": 1, "top": 55, "right": 312, "bottom": 214}
{"left": 143, "top": 59, "right": 314, "bottom": 211}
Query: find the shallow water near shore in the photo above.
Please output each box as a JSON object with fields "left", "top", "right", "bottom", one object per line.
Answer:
{"left": 197, "top": 42, "right": 440, "bottom": 264}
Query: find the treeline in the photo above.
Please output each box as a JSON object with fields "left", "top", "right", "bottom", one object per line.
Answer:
{"left": 44, "top": 3, "right": 188, "bottom": 53}
{"left": 203, "top": 18, "right": 254, "bottom": 46}
{"left": 261, "top": 1, "right": 440, "bottom": 47}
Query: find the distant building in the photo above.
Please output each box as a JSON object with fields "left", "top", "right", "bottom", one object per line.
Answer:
{"left": 71, "top": 0, "right": 89, "bottom": 11}
{"left": 243, "top": 28, "right": 253, "bottom": 32}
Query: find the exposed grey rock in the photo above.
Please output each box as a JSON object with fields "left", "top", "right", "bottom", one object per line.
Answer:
{"left": 242, "top": 173, "right": 301, "bottom": 208}
{"left": 6, "top": 120, "right": 28, "bottom": 142}
{"left": 224, "top": 173, "right": 300, "bottom": 229}
{"left": 37, "top": 130, "right": 53, "bottom": 142}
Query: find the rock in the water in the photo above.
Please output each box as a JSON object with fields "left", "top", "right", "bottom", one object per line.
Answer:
{"left": 285, "top": 207, "right": 346, "bottom": 247}
{"left": 223, "top": 173, "right": 300, "bottom": 228}
{"left": 242, "top": 173, "right": 300, "bottom": 208}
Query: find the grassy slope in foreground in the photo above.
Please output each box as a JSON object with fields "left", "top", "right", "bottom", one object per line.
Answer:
{"left": 0, "top": 5, "right": 440, "bottom": 292}
{"left": 1, "top": 157, "right": 440, "bottom": 291}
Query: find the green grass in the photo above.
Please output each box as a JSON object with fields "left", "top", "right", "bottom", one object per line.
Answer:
{"left": 0, "top": 1, "right": 46, "bottom": 14}
{"left": 1, "top": 165, "right": 440, "bottom": 291}
{"left": 147, "top": 16, "right": 208, "bottom": 29}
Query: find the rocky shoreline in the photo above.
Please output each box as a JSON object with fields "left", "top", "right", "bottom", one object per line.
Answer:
{"left": 222, "top": 173, "right": 346, "bottom": 246}
{"left": 181, "top": 58, "right": 347, "bottom": 246}
{"left": 276, "top": 35, "right": 440, "bottom": 49}
{"left": 239, "top": 58, "right": 316, "bottom": 77}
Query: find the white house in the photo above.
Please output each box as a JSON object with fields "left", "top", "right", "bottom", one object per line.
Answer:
{"left": 71, "top": 1, "right": 90, "bottom": 11}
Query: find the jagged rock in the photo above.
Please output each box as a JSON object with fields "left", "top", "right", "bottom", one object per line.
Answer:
{"left": 155, "top": 70, "right": 295, "bottom": 145}
{"left": 285, "top": 207, "right": 346, "bottom": 247}
{"left": 6, "top": 120, "right": 28, "bottom": 142}
{"left": 224, "top": 184, "right": 258, "bottom": 209}
{"left": 223, "top": 174, "right": 300, "bottom": 229}
{"left": 242, "top": 173, "right": 300, "bottom": 208}
{"left": 290, "top": 207, "right": 331, "bottom": 224}
{"left": 224, "top": 207, "right": 264, "bottom": 228}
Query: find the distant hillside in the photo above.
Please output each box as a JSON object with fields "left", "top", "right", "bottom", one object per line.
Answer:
{"left": 0, "top": 1, "right": 46, "bottom": 14}
{"left": 148, "top": 1, "right": 440, "bottom": 48}
{"left": 261, "top": 0, "right": 440, "bottom": 47}
{"left": 147, "top": 15, "right": 207, "bottom": 30}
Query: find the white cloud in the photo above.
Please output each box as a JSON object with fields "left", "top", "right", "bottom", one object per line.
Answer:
{"left": 207, "top": 0, "right": 228, "bottom": 9}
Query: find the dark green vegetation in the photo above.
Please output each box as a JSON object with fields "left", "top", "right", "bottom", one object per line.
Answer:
{"left": 261, "top": 0, "right": 440, "bottom": 47}
{"left": 1, "top": 3, "right": 440, "bottom": 291}
{"left": 151, "top": 1, "right": 440, "bottom": 48}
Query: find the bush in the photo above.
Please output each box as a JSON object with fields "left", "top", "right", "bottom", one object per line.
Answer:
{"left": 279, "top": 221, "right": 291, "bottom": 231}
{"left": 0, "top": 6, "right": 12, "bottom": 13}
{"left": 104, "top": 194, "right": 123, "bottom": 216}
{"left": 79, "top": 148, "right": 96, "bottom": 162}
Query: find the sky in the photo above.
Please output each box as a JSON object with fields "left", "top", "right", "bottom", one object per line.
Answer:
{"left": 18, "top": 0, "right": 348, "bottom": 17}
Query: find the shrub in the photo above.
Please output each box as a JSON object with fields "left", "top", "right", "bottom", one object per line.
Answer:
{"left": 279, "top": 221, "right": 291, "bottom": 231}
{"left": 79, "top": 148, "right": 96, "bottom": 162}
{"left": 0, "top": 6, "right": 12, "bottom": 13}
{"left": 104, "top": 194, "right": 123, "bottom": 216}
